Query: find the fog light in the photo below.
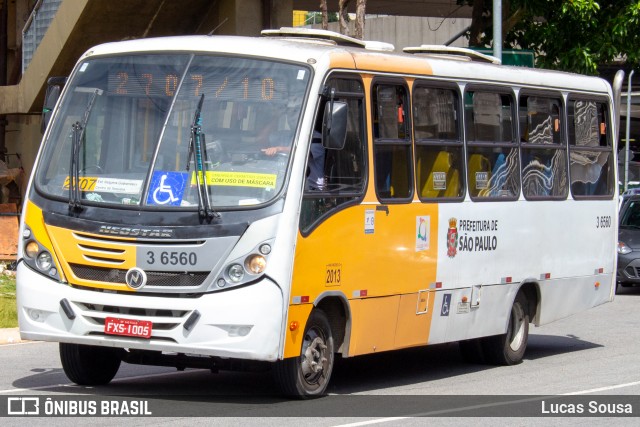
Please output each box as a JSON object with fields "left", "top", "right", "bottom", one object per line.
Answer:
{"left": 245, "top": 255, "right": 266, "bottom": 274}
{"left": 36, "top": 251, "right": 53, "bottom": 271}
{"left": 217, "top": 278, "right": 226, "bottom": 288}
{"left": 28, "top": 309, "right": 44, "bottom": 322}
{"left": 259, "top": 244, "right": 271, "bottom": 255}
{"left": 25, "top": 241, "right": 39, "bottom": 258}
{"left": 238, "top": 326, "right": 251, "bottom": 336}
{"left": 228, "top": 264, "right": 244, "bottom": 283}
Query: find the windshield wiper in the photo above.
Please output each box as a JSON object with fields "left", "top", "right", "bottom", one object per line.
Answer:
{"left": 186, "top": 94, "right": 218, "bottom": 219}
{"left": 69, "top": 89, "right": 100, "bottom": 211}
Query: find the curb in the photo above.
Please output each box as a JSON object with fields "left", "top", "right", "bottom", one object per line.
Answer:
{"left": 0, "top": 327, "right": 24, "bottom": 345}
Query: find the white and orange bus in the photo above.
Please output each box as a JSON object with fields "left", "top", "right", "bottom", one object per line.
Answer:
{"left": 17, "top": 28, "right": 619, "bottom": 397}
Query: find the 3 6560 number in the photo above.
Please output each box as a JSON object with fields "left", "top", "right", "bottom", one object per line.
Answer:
{"left": 146, "top": 251, "right": 197, "bottom": 266}
{"left": 596, "top": 215, "right": 611, "bottom": 229}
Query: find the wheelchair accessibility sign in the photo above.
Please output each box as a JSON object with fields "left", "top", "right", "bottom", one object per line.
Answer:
{"left": 440, "top": 293, "right": 451, "bottom": 316}
{"left": 147, "top": 171, "right": 188, "bottom": 206}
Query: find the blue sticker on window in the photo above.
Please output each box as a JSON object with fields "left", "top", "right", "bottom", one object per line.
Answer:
{"left": 147, "top": 171, "right": 188, "bottom": 206}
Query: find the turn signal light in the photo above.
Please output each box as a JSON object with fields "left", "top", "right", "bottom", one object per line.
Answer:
{"left": 245, "top": 254, "right": 267, "bottom": 274}
{"left": 25, "top": 241, "right": 39, "bottom": 258}
{"left": 289, "top": 321, "right": 299, "bottom": 331}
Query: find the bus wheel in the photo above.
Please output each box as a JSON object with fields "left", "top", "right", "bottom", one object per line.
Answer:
{"left": 482, "top": 291, "right": 529, "bottom": 365}
{"left": 274, "top": 309, "right": 334, "bottom": 398}
{"left": 59, "top": 343, "right": 122, "bottom": 385}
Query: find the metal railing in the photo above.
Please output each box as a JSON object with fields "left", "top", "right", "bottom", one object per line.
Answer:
{"left": 22, "top": 0, "right": 62, "bottom": 74}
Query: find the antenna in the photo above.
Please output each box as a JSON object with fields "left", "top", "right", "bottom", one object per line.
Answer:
{"left": 208, "top": 17, "right": 229, "bottom": 36}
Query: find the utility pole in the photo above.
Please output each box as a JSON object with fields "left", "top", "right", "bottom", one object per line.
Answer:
{"left": 493, "top": 0, "right": 502, "bottom": 62}
{"left": 0, "top": 0, "right": 8, "bottom": 163}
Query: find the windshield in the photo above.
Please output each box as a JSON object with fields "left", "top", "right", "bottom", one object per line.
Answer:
{"left": 622, "top": 200, "right": 640, "bottom": 227}
{"left": 36, "top": 54, "right": 311, "bottom": 208}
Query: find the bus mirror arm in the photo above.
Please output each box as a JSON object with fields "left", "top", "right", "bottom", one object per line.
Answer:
{"left": 322, "top": 89, "right": 348, "bottom": 150}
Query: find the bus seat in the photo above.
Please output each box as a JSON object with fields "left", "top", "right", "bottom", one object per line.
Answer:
{"left": 421, "top": 151, "right": 452, "bottom": 198}
{"left": 488, "top": 153, "right": 506, "bottom": 196}
{"left": 444, "top": 168, "right": 460, "bottom": 197}
{"left": 467, "top": 153, "right": 491, "bottom": 197}
{"left": 389, "top": 148, "right": 409, "bottom": 198}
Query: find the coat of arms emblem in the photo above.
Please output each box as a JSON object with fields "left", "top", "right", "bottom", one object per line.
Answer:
{"left": 447, "top": 217, "right": 458, "bottom": 258}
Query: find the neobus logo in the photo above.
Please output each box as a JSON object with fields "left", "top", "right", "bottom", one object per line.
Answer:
{"left": 98, "top": 225, "right": 173, "bottom": 238}
{"left": 125, "top": 267, "right": 147, "bottom": 290}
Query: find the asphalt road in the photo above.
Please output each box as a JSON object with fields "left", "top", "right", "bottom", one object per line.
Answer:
{"left": 1, "top": 285, "right": 640, "bottom": 426}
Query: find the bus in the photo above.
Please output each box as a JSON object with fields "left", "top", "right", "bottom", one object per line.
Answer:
{"left": 17, "top": 28, "right": 619, "bottom": 397}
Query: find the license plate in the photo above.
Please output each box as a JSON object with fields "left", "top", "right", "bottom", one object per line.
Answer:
{"left": 104, "top": 317, "right": 152, "bottom": 339}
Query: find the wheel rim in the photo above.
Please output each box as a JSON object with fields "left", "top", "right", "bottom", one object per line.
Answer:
{"left": 509, "top": 302, "right": 526, "bottom": 352}
{"left": 300, "top": 326, "right": 329, "bottom": 386}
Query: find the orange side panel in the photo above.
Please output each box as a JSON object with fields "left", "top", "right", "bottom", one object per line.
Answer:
{"left": 348, "top": 296, "right": 400, "bottom": 356}
{"left": 283, "top": 303, "right": 314, "bottom": 358}
{"left": 329, "top": 51, "right": 357, "bottom": 69}
{"left": 351, "top": 52, "right": 433, "bottom": 75}
{"left": 394, "top": 292, "right": 435, "bottom": 349}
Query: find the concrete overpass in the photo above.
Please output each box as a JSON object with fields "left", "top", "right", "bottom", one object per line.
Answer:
{"left": 0, "top": 0, "right": 472, "bottom": 183}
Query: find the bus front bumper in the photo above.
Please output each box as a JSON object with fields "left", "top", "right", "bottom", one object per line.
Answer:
{"left": 16, "top": 262, "right": 284, "bottom": 361}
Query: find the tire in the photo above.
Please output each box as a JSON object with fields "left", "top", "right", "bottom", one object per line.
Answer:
{"left": 481, "top": 291, "right": 529, "bottom": 366}
{"left": 273, "top": 309, "right": 334, "bottom": 398}
{"left": 459, "top": 338, "right": 485, "bottom": 364}
{"left": 59, "top": 343, "right": 122, "bottom": 385}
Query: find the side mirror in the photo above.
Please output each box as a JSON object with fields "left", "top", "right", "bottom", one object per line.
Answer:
{"left": 41, "top": 76, "right": 67, "bottom": 134}
{"left": 322, "top": 100, "right": 348, "bottom": 150}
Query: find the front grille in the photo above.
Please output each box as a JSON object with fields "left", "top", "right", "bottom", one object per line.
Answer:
{"left": 625, "top": 266, "right": 640, "bottom": 279}
{"left": 74, "top": 302, "right": 188, "bottom": 318}
{"left": 69, "top": 263, "right": 209, "bottom": 287}
{"left": 76, "top": 302, "right": 189, "bottom": 335}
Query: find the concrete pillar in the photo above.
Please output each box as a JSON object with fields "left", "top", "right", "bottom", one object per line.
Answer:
{"left": 216, "top": 0, "right": 292, "bottom": 36}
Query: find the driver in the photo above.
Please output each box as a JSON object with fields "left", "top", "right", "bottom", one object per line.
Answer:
{"left": 261, "top": 84, "right": 303, "bottom": 156}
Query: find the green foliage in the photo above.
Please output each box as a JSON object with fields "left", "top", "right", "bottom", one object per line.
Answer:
{"left": 0, "top": 273, "right": 17, "bottom": 328}
{"left": 305, "top": 12, "right": 339, "bottom": 25}
{"left": 460, "top": 0, "right": 640, "bottom": 74}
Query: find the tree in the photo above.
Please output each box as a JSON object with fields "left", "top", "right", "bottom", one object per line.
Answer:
{"left": 459, "top": 0, "right": 640, "bottom": 75}
{"left": 354, "top": 0, "right": 366, "bottom": 40}
{"left": 337, "top": 0, "right": 366, "bottom": 39}
{"left": 338, "top": 0, "right": 351, "bottom": 35}
{"left": 320, "top": 0, "right": 328, "bottom": 29}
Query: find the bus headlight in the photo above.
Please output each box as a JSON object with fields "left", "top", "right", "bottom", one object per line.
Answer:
{"left": 21, "top": 227, "right": 62, "bottom": 281}
{"left": 36, "top": 251, "right": 53, "bottom": 271}
{"left": 245, "top": 254, "right": 267, "bottom": 274}
{"left": 228, "top": 264, "right": 245, "bottom": 283}
{"left": 25, "top": 241, "right": 39, "bottom": 258}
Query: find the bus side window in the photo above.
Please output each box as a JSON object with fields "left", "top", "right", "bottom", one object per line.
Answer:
{"left": 372, "top": 82, "right": 412, "bottom": 201}
{"left": 520, "top": 94, "right": 568, "bottom": 200}
{"left": 465, "top": 89, "right": 519, "bottom": 200}
{"left": 413, "top": 84, "right": 464, "bottom": 200}
{"left": 300, "top": 77, "right": 367, "bottom": 234}
{"left": 568, "top": 99, "right": 614, "bottom": 198}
